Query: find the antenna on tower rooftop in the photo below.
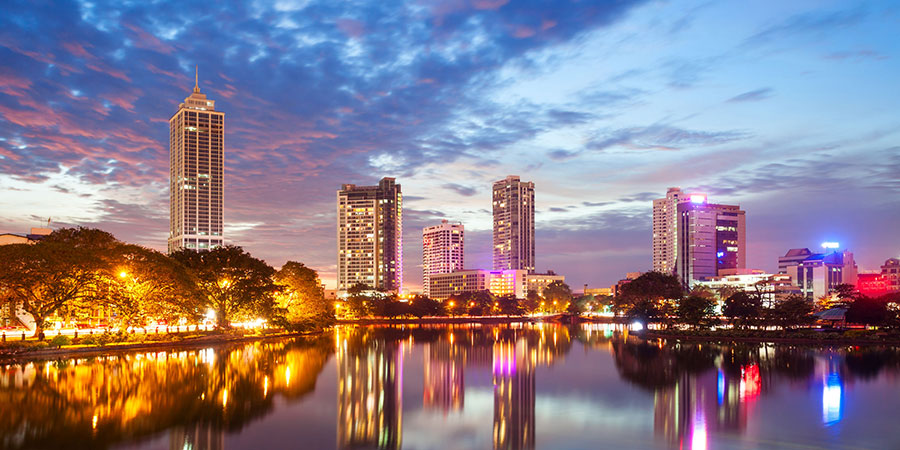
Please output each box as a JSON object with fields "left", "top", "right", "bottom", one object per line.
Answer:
{"left": 193, "top": 65, "right": 200, "bottom": 93}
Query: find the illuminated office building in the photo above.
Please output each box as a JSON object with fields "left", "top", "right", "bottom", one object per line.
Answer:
{"left": 493, "top": 176, "right": 535, "bottom": 273}
{"left": 674, "top": 194, "right": 746, "bottom": 286}
{"left": 168, "top": 68, "right": 225, "bottom": 252}
{"left": 337, "top": 178, "right": 403, "bottom": 293}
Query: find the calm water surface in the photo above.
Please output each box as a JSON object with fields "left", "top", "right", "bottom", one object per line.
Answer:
{"left": 2, "top": 324, "right": 900, "bottom": 449}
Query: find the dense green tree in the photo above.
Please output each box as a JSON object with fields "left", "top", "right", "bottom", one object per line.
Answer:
{"left": 613, "top": 272, "right": 683, "bottom": 320}
{"left": 542, "top": 281, "right": 573, "bottom": 314}
{"left": 678, "top": 294, "right": 716, "bottom": 329}
{"left": 522, "top": 290, "right": 541, "bottom": 314}
{"left": 171, "top": 246, "right": 279, "bottom": 329}
{"left": 723, "top": 291, "right": 762, "bottom": 329}
{"left": 106, "top": 244, "right": 201, "bottom": 329}
{"left": 0, "top": 241, "right": 103, "bottom": 338}
{"left": 274, "top": 262, "right": 333, "bottom": 324}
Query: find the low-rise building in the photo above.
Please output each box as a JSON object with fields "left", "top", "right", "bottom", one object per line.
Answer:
{"left": 526, "top": 271, "right": 566, "bottom": 295}
{"left": 780, "top": 249, "right": 858, "bottom": 301}
{"left": 882, "top": 258, "right": 900, "bottom": 292}
{"left": 429, "top": 270, "right": 490, "bottom": 300}
{"left": 429, "top": 269, "right": 564, "bottom": 300}
{"left": 0, "top": 227, "right": 52, "bottom": 245}
{"left": 694, "top": 272, "right": 799, "bottom": 307}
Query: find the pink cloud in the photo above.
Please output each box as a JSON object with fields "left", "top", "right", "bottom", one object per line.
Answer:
{"left": 512, "top": 26, "right": 536, "bottom": 38}
{"left": 471, "top": 0, "right": 508, "bottom": 10}
{"left": 122, "top": 23, "right": 175, "bottom": 55}
{"left": 336, "top": 18, "right": 366, "bottom": 38}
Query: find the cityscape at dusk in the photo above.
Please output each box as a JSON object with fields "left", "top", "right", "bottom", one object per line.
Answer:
{"left": 1, "top": 1, "right": 898, "bottom": 291}
{"left": 2, "top": 2, "right": 900, "bottom": 449}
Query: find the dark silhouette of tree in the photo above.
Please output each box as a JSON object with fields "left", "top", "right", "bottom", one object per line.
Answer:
{"left": 723, "top": 291, "right": 761, "bottom": 329}
{"left": 677, "top": 294, "right": 715, "bottom": 329}
{"left": 522, "top": 289, "right": 541, "bottom": 314}
{"left": 496, "top": 294, "right": 523, "bottom": 316}
{"left": 846, "top": 295, "right": 893, "bottom": 327}
{"left": 769, "top": 295, "right": 814, "bottom": 329}
{"left": 344, "top": 283, "right": 372, "bottom": 317}
{"left": 408, "top": 295, "right": 444, "bottom": 317}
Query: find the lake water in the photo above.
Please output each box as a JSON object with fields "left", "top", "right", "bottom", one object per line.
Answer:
{"left": 2, "top": 323, "right": 900, "bottom": 449}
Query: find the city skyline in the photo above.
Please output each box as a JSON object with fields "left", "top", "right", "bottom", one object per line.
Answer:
{"left": 1, "top": 1, "right": 899, "bottom": 291}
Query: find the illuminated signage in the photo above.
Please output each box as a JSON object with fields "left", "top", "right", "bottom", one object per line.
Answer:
{"left": 689, "top": 194, "right": 707, "bottom": 204}
{"left": 821, "top": 242, "right": 840, "bottom": 249}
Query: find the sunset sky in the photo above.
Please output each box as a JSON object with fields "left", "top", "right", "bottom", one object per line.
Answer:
{"left": 1, "top": 0, "right": 898, "bottom": 291}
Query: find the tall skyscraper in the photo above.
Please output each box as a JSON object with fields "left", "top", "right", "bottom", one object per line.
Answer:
{"left": 492, "top": 176, "right": 535, "bottom": 273}
{"left": 652, "top": 187, "right": 686, "bottom": 274}
{"left": 422, "top": 220, "right": 464, "bottom": 298}
{"left": 674, "top": 194, "right": 746, "bottom": 286}
{"left": 337, "top": 177, "right": 403, "bottom": 293}
{"left": 168, "top": 68, "right": 224, "bottom": 253}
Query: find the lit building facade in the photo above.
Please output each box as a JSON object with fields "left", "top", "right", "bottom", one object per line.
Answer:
{"left": 674, "top": 195, "right": 746, "bottom": 287}
{"left": 428, "top": 270, "right": 564, "bottom": 300}
{"left": 493, "top": 176, "right": 535, "bottom": 273}
{"left": 882, "top": 258, "right": 900, "bottom": 292}
{"left": 168, "top": 70, "right": 224, "bottom": 253}
{"left": 422, "top": 220, "right": 464, "bottom": 298}
{"left": 693, "top": 272, "right": 799, "bottom": 307}
{"left": 337, "top": 178, "right": 403, "bottom": 294}
{"left": 781, "top": 249, "right": 858, "bottom": 301}
{"left": 0, "top": 227, "right": 51, "bottom": 246}
{"left": 652, "top": 187, "right": 687, "bottom": 274}
{"left": 525, "top": 272, "right": 566, "bottom": 295}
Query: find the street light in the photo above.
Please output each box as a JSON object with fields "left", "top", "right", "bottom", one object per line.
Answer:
{"left": 118, "top": 271, "right": 128, "bottom": 279}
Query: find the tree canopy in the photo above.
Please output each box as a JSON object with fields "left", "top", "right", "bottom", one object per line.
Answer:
{"left": 172, "top": 246, "right": 279, "bottom": 328}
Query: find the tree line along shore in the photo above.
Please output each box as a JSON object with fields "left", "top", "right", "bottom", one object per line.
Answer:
{"left": 2, "top": 228, "right": 900, "bottom": 355}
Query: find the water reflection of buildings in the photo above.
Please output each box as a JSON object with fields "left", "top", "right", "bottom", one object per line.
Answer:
{"left": 335, "top": 325, "right": 570, "bottom": 450}
{"left": 492, "top": 339, "right": 535, "bottom": 450}
{"left": 653, "top": 365, "right": 761, "bottom": 448}
{"left": 336, "top": 329, "right": 404, "bottom": 449}
{"left": 424, "top": 340, "right": 464, "bottom": 412}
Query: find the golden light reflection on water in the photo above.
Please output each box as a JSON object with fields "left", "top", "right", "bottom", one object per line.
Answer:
{"left": 0, "top": 336, "right": 332, "bottom": 449}
{"left": 2, "top": 324, "right": 895, "bottom": 450}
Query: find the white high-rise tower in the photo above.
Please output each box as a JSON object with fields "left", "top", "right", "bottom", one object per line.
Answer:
{"left": 423, "top": 220, "right": 464, "bottom": 297}
{"left": 168, "top": 68, "right": 224, "bottom": 252}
